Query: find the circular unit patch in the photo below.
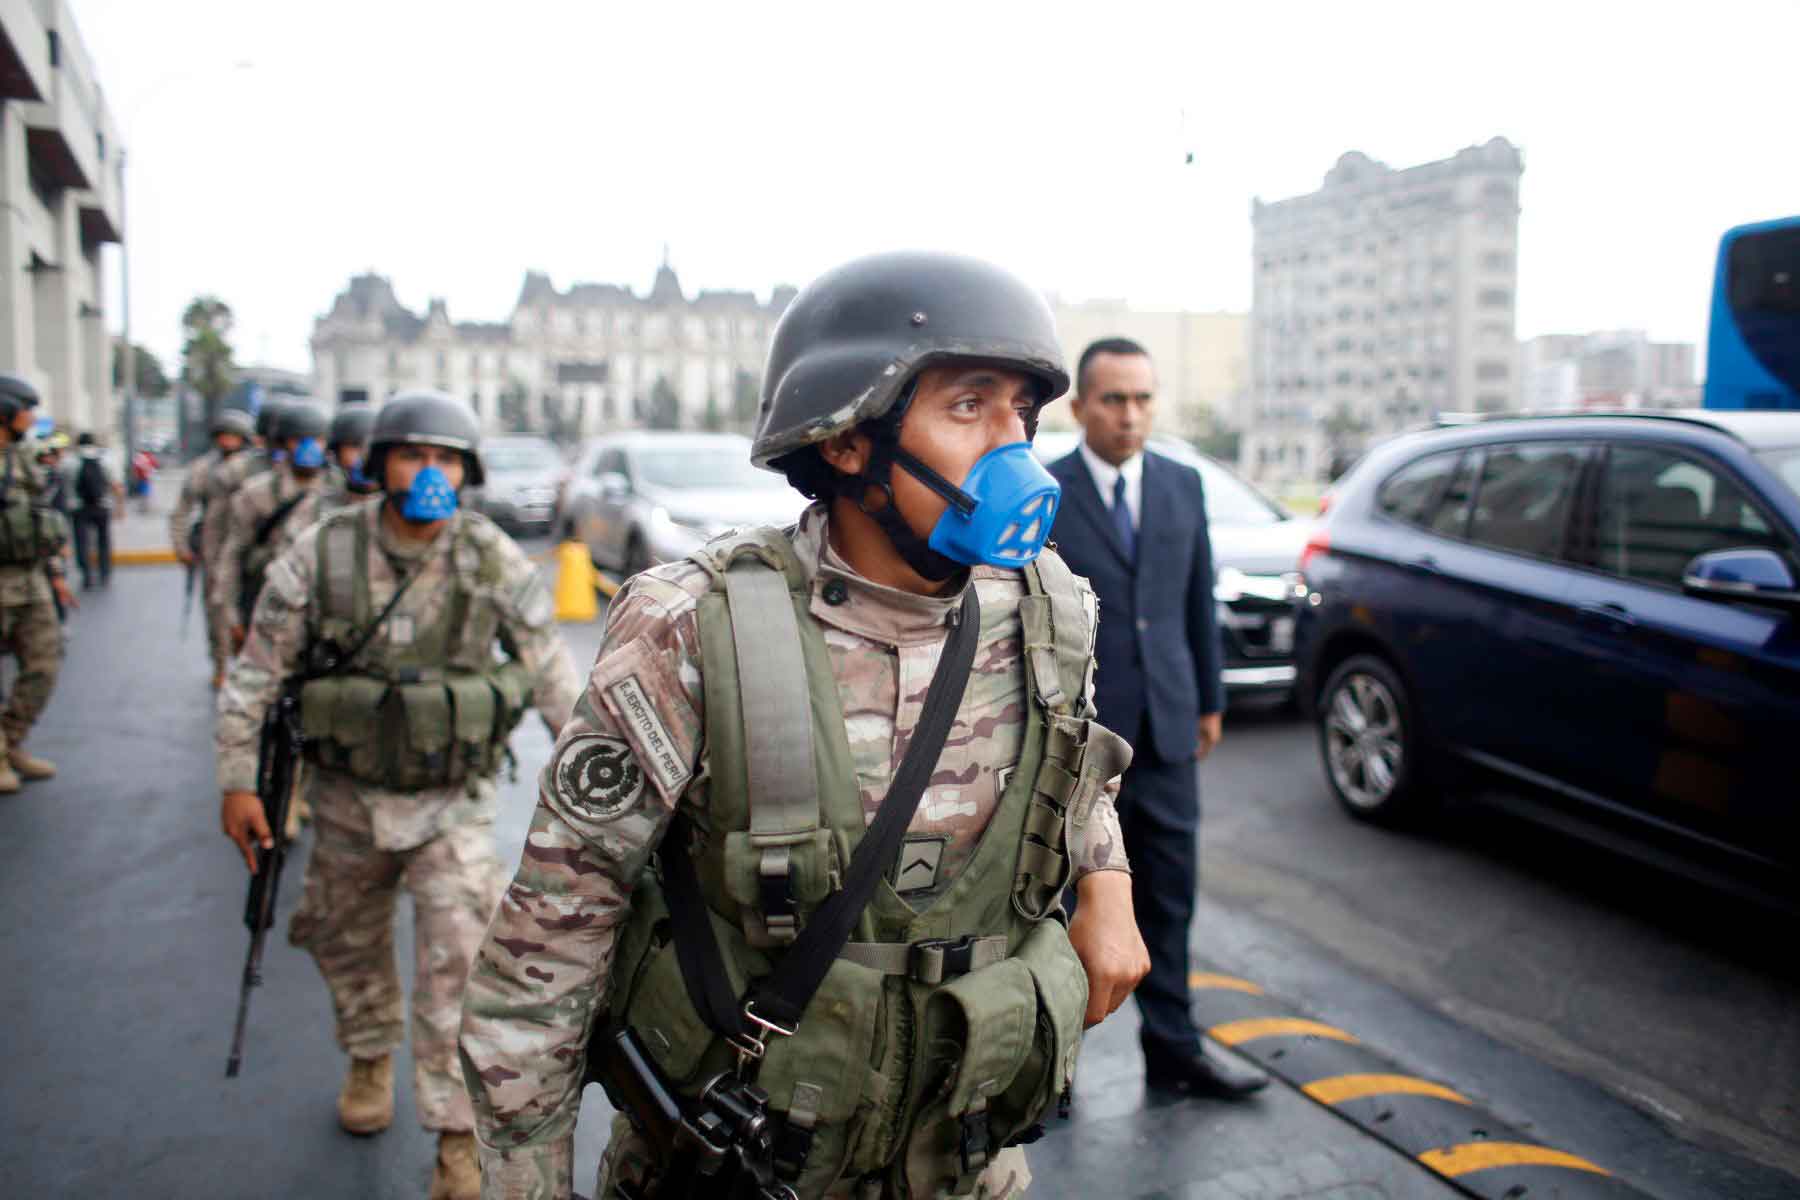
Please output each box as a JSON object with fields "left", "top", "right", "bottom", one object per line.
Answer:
{"left": 554, "top": 734, "right": 645, "bottom": 821}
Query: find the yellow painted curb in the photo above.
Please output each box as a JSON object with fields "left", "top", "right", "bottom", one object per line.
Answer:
{"left": 1420, "top": 1142, "right": 1610, "bottom": 1178}
{"left": 596, "top": 573, "right": 619, "bottom": 598}
{"left": 1188, "top": 971, "right": 1265, "bottom": 995}
{"left": 1303, "top": 1073, "right": 1470, "bottom": 1107}
{"left": 1209, "top": 1017, "right": 1360, "bottom": 1047}
{"left": 114, "top": 548, "right": 180, "bottom": 565}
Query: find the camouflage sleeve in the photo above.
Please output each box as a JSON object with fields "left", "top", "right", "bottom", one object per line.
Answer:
{"left": 461, "top": 569, "right": 708, "bottom": 1199}
{"left": 492, "top": 544, "right": 581, "bottom": 738}
{"left": 209, "top": 487, "right": 253, "bottom": 616}
{"left": 1069, "top": 662, "right": 1130, "bottom": 882}
{"left": 215, "top": 538, "right": 315, "bottom": 793}
{"left": 168, "top": 458, "right": 206, "bottom": 549}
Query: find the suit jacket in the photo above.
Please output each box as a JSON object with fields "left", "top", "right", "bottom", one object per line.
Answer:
{"left": 1047, "top": 448, "right": 1225, "bottom": 765}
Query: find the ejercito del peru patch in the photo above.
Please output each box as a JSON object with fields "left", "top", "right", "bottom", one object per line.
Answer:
{"left": 554, "top": 734, "right": 645, "bottom": 821}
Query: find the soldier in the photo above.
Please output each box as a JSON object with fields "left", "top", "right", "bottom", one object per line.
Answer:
{"left": 212, "top": 401, "right": 339, "bottom": 653}
{"left": 328, "top": 404, "right": 382, "bottom": 498}
{"left": 197, "top": 401, "right": 289, "bottom": 685}
{"left": 171, "top": 407, "right": 256, "bottom": 680}
{"left": 0, "top": 373, "right": 77, "bottom": 793}
{"left": 461, "top": 252, "right": 1152, "bottom": 1199}
{"left": 216, "top": 390, "right": 580, "bottom": 1200}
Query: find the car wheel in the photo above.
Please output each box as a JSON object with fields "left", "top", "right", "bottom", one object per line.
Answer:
{"left": 1317, "top": 653, "right": 1426, "bottom": 824}
{"left": 623, "top": 534, "right": 651, "bottom": 579}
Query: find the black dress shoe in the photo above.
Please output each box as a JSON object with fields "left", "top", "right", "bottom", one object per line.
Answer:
{"left": 1144, "top": 1039, "right": 1270, "bottom": 1098}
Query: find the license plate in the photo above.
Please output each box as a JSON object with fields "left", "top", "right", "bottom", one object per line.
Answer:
{"left": 1270, "top": 617, "right": 1295, "bottom": 655}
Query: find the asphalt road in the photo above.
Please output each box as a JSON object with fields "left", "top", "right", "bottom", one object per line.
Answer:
{"left": 1, "top": 556, "right": 1794, "bottom": 1199}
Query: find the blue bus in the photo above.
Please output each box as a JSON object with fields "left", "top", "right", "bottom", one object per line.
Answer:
{"left": 1704, "top": 216, "right": 1800, "bottom": 410}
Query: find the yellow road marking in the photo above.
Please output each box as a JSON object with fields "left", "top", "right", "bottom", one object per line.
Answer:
{"left": 1303, "top": 1073, "right": 1470, "bottom": 1106}
{"left": 1420, "top": 1142, "right": 1610, "bottom": 1178}
{"left": 596, "top": 573, "right": 620, "bottom": 598}
{"left": 1188, "top": 971, "right": 1265, "bottom": 995}
{"left": 1209, "top": 1017, "right": 1359, "bottom": 1046}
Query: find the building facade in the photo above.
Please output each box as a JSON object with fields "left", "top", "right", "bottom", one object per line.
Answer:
{"left": 1521, "top": 331, "right": 1697, "bottom": 410}
{"left": 310, "top": 260, "right": 796, "bottom": 438}
{"left": 1245, "top": 138, "right": 1524, "bottom": 483}
{"left": 0, "top": 0, "right": 122, "bottom": 433}
{"left": 1040, "top": 298, "right": 1247, "bottom": 442}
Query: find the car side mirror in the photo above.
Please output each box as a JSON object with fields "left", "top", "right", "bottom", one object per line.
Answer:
{"left": 1682, "top": 548, "right": 1800, "bottom": 614}
{"left": 599, "top": 472, "right": 631, "bottom": 502}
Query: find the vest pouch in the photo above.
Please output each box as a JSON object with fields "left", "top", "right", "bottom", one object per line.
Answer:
{"left": 754, "top": 956, "right": 887, "bottom": 1192}
{"left": 392, "top": 681, "right": 457, "bottom": 790}
{"left": 622, "top": 902, "right": 764, "bottom": 1086}
{"left": 992, "top": 918, "right": 1087, "bottom": 1140}
{"left": 488, "top": 659, "right": 535, "bottom": 738}
{"left": 0, "top": 498, "right": 40, "bottom": 566}
{"left": 720, "top": 830, "right": 839, "bottom": 943}
{"left": 298, "top": 675, "right": 388, "bottom": 780}
{"left": 446, "top": 674, "right": 500, "bottom": 777}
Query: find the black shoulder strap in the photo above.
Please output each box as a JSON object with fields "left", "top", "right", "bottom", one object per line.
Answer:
{"left": 661, "top": 585, "right": 981, "bottom": 1048}
{"left": 253, "top": 490, "right": 308, "bottom": 547}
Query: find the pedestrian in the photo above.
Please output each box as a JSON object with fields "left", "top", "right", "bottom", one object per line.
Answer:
{"left": 1044, "top": 337, "right": 1269, "bottom": 1099}
{"left": 216, "top": 390, "right": 579, "bottom": 1200}
{"left": 211, "top": 401, "right": 338, "bottom": 654}
{"left": 131, "top": 446, "right": 158, "bottom": 512}
{"left": 169, "top": 408, "right": 256, "bottom": 686}
{"left": 460, "top": 252, "right": 1149, "bottom": 1200}
{"left": 72, "top": 431, "right": 122, "bottom": 590}
{"left": 0, "top": 373, "right": 77, "bottom": 794}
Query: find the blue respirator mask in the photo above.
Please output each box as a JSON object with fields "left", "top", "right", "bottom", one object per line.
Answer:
{"left": 290, "top": 437, "right": 326, "bottom": 470}
{"left": 395, "top": 464, "right": 460, "bottom": 522}
{"left": 921, "top": 443, "right": 1060, "bottom": 567}
{"left": 345, "top": 461, "right": 375, "bottom": 492}
{"left": 269, "top": 447, "right": 288, "bottom": 464}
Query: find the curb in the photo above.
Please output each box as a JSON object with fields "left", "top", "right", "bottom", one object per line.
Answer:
{"left": 114, "top": 548, "right": 180, "bottom": 566}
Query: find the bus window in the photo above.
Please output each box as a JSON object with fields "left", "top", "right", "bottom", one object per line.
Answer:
{"left": 1705, "top": 217, "right": 1800, "bottom": 411}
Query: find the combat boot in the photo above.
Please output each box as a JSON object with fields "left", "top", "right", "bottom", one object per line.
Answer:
{"left": 336, "top": 1054, "right": 394, "bottom": 1135}
{"left": 0, "top": 759, "right": 19, "bottom": 795}
{"left": 7, "top": 748, "right": 56, "bottom": 780}
{"left": 429, "top": 1132, "right": 480, "bottom": 1200}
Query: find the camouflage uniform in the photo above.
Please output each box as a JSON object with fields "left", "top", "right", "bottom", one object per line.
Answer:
{"left": 460, "top": 503, "right": 1128, "bottom": 1199}
{"left": 217, "top": 499, "right": 581, "bottom": 1132}
{"left": 168, "top": 451, "right": 232, "bottom": 671}
{"left": 208, "top": 463, "right": 341, "bottom": 628}
{"left": 201, "top": 449, "right": 271, "bottom": 663}
{"left": 0, "top": 438, "right": 65, "bottom": 757}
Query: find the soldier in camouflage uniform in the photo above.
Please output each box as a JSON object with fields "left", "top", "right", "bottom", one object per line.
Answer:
{"left": 218, "top": 391, "right": 580, "bottom": 1200}
{"left": 461, "top": 253, "right": 1152, "bottom": 1200}
{"left": 328, "top": 403, "right": 382, "bottom": 498}
{"left": 212, "top": 401, "right": 341, "bottom": 653}
{"left": 0, "top": 374, "right": 76, "bottom": 794}
{"left": 198, "top": 401, "right": 288, "bottom": 682}
{"left": 169, "top": 408, "right": 256, "bottom": 678}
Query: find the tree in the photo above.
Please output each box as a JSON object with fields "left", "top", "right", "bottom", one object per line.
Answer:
{"left": 732, "top": 368, "right": 759, "bottom": 431}
{"left": 702, "top": 391, "right": 724, "bottom": 433}
{"left": 646, "top": 376, "right": 680, "bottom": 430}
{"left": 113, "top": 341, "right": 170, "bottom": 397}
{"left": 497, "top": 378, "right": 531, "bottom": 433}
{"left": 179, "top": 296, "right": 235, "bottom": 432}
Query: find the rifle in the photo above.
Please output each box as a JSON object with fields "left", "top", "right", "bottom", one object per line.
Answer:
{"left": 181, "top": 562, "right": 196, "bottom": 639}
{"left": 224, "top": 688, "right": 302, "bottom": 1078}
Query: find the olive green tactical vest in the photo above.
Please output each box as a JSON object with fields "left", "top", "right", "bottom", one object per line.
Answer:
{"left": 0, "top": 443, "right": 58, "bottom": 567}
{"left": 237, "top": 471, "right": 310, "bottom": 622}
{"left": 605, "top": 527, "right": 1130, "bottom": 1199}
{"left": 297, "top": 507, "right": 533, "bottom": 791}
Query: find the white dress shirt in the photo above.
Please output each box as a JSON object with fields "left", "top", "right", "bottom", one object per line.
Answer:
{"left": 1078, "top": 438, "right": 1144, "bottom": 530}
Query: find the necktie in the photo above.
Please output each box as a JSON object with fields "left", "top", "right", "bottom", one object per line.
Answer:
{"left": 1111, "top": 473, "right": 1136, "bottom": 562}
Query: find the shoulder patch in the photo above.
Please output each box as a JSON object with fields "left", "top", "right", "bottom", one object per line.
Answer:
{"left": 552, "top": 734, "right": 645, "bottom": 822}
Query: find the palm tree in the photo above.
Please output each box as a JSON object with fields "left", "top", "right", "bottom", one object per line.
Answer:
{"left": 179, "top": 296, "right": 236, "bottom": 432}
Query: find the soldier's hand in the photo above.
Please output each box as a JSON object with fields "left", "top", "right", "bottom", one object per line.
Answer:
{"left": 51, "top": 577, "right": 77, "bottom": 612}
{"left": 229, "top": 624, "right": 246, "bottom": 653}
{"left": 222, "top": 790, "right": 272, "bottom": 872}
{"left": 1067, "top": 870, "right": 1151, "bottom": 1028}
{"left": 176, "top": 547, "right": 196, "bottom": 566}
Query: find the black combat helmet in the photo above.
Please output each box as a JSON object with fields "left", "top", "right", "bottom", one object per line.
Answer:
{"left": 327, "top": 404, "right": 376, "bottom": 451}
{"left": 254, "top": 399, "right": 291, "bottom": 441}
{"left": 0, "top": 371, "right": 42, "bottom": 424}
{"left": 364, "top": 390, "right": 485, "bottom": 488}
{"left": 751, "top": 251, "right": 1070, "bottom": 473}
{"left": 211, "top": 407, "right": 256, "bottom": 439}
{"left": 274, "top": 402, "right": 329, "bottom": 444}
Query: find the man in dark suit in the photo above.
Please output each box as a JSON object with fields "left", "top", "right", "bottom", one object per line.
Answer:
{"left": 1048, "top": 337, "right": 1268, "bottom": 1098}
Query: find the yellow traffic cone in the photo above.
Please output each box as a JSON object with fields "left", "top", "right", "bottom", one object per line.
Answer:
{"left": 553, "top": 541, "right": 600, "bottom": 622}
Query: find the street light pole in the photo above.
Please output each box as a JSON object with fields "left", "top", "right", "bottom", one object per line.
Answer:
{"left": 119, "top": 147, "right": 136, "bottom": 480}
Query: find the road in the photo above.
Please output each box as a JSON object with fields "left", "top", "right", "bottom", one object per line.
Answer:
{"left": 0, "top": 557, "right": 1793, "bottom": 1198}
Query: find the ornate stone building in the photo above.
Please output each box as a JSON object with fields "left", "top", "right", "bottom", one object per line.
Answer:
{"left": 310, "top": 258, "right": 796, "bottom": 436}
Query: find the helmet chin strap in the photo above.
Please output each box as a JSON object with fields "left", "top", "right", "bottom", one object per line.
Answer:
{"left": 843, "top": 421, "right": 965, "bottom": 584}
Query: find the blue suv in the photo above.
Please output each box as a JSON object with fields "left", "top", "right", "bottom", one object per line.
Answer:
{"left": 1295, "top": 412, "right": 1800, "bottom": 894}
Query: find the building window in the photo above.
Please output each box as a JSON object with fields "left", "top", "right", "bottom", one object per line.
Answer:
{"left": 1478, "top": 289, "right": 1513, "bottom": 309}
{"left": 1477, "top": 361, "right": 1510, "bottom": 382}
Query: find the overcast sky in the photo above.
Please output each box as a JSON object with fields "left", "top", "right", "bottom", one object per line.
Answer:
{"left": 76, "top": 0, "right": 1795, "bottom": 378}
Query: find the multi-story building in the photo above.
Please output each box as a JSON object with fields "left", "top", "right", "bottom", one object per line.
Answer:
{"left": 1041, "top": 298, "right": 1247, "bottom": 441}
{"left": 310, "top": 259, "right": 796, "bottom": 437}
{"left": 0, "top": 0, "right": 123, "bottom": 432}
{"left": 1245, "top": 137, "right": 1524, "bottom": 483}
{"left": 1520, "top": 331, "right": 1697, "bottom": 410}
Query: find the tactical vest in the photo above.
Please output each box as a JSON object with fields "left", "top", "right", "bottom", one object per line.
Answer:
{"left": 296, "top": 508, "right": 534, "bottom": 790}
{"left": 0, "top": 444, "right": 59, "bottom": 567}
{"left": 605, "top": 528, "right": 1130, "bottom": 1199}
{"left": 237, "top": 474, "right": 314, "bottom": 623}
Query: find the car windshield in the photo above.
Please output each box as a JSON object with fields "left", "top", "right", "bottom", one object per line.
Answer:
{"left": 1191, "top": 459, "right": 1288, "bottom": 526}
{"left": 1756, "top": 446, "right": 1800, "bottom": 502}
{"left": 634, "top": 447, "right": 787, "bottom": 490}
{"left": 484, "top": 442, "right": 560, "bottom": 473}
